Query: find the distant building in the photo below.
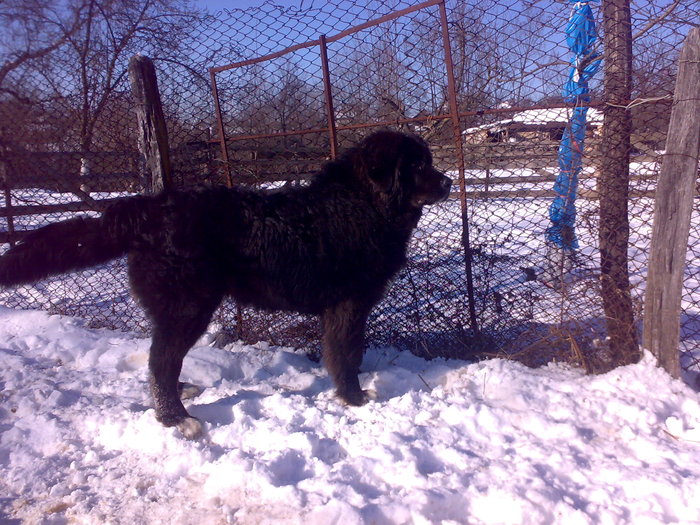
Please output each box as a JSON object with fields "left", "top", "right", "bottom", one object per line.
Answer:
{"left": 464, "top": 107, "right": 603, "bottom": 145}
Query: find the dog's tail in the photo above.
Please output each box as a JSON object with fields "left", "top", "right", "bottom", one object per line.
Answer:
{"left": 0, "top": 195, "right": 152, "bottom": 287}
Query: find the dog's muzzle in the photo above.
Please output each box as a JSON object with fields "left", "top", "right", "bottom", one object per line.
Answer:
{"left": 440, "top": 175, "right": 452, "bottom": 198}
{"left": 412, "top": 169, "right": 453, "bottom": 207}
{"left": 435, "top": 173, "right": 452, "bottom": 202}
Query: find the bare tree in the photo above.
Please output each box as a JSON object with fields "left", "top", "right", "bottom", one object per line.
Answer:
{"left": 0, "top": 1, "right": 86, "bottom": 96}
{"left": 332, "top": 23, "right": 413, "bottom": 129}
{"left": 34, "top": 0, "right": 200, "bottom": 178}
{"left": 225, "top": 60, "right": 323, "bottom": 139}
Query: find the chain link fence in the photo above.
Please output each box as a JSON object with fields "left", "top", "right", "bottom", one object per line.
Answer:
{"left": 1, "top": 0, "right": 698, "bottom": 377}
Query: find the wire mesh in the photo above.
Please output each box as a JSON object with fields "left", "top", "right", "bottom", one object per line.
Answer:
{"left": 0, "top": 0, "right": 698, "bottom": 376}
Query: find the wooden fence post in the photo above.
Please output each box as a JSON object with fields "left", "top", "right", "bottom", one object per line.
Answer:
{"left": 128, "top": 54, "right": 172, "bottom": 194}
{"left": 0, "top": 153, "right": 16, "bottom": 246}
{"left": 643, "top": 27, "right": 700, "bottom": 378}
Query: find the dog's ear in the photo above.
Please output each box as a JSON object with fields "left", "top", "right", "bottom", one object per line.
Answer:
{"left": 359, "top": 132, "right": 404, "bottom": 193}
{"left": 367, "top": 154, "right": 402, "bottom": 193}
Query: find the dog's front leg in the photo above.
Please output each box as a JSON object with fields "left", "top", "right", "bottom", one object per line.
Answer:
{"left": 321, "top": 299, "right": 372, "bottom": 406}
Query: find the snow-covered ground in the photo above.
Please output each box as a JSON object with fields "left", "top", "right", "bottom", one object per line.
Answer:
{"left": 1, "top": 306, "right": 700, "bottom": 524}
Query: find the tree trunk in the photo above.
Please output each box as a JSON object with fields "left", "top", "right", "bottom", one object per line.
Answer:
{"left": 599, "top": 0, "right": 639, "bottom": 366}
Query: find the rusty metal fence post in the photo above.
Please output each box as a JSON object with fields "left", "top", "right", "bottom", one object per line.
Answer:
{"left": 438, "top": 0, "right": 479, "bottom": 334}
{"left": 210, "top": 70, "right": 233, "bottom": 187}
{"left": 319, "top": 35, "right": 339, "bottom": 159}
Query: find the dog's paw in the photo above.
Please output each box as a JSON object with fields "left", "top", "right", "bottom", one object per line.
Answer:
{"left": 209, "top": 329, "right": 238, "bottom": 348}
{"left": 176, "top": 417, "right": 204, "bottom": 440}
{"left": 338, "top": 389, "right": 370, "bottom": 407}
{"left": 178, "top": 382, "right": 203, "bottom": 400}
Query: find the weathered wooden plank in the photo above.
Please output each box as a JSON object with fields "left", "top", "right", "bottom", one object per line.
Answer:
{"left": 0, "top": 197, "right": 123, "bottom": 218}
{"left": 128, "top": 55, "right": 172, "bottom": 194}
{"left": 643, "top": 27, "right": 700, "bottom": 378}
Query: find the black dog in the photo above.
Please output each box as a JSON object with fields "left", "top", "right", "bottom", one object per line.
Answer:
{"left": 0, "top": 130, "right": 451, "bottom": 438}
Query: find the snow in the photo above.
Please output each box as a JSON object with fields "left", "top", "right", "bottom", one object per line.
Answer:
{"left": 511, "top": 107, "right": 604, "bottom": 125}
{"left": 2, "top": 306, "right": 700, "bottom": 524}
{"left": 463, "top": 107, "right": 604, "bottom": 134}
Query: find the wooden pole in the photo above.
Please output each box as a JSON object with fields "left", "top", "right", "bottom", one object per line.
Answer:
{"left": 128, "top": 54, "right": 172, "bottom": 194}
{"left": 643, "top": 27, "right": 700, "bottom": 378}
{"left": 0, "top": 153, "right": 16, "bottom": 246}
{"left": 599, "top": 0, "right": 639, "bottom": 366}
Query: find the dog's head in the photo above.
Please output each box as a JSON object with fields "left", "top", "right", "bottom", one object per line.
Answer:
{"left": 355, "top": 130, "right": 452, "bottom": 209}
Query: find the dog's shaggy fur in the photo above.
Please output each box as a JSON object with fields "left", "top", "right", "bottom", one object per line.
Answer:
{"left": 0, "top": 130, "right": 451, "bottom": 438}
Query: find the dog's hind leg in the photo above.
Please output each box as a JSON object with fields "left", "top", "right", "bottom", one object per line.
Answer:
{"left": 129, "top": 252, "right": 224, "bottom": 438}
{"left": 321, "top": 299, "right": 372, "bottom": 406}
{"left": 147, "top": 295, "right": 221, "bottom": 439}
{"left": 129, "top": 253, "right": 223, "bottom": 439}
